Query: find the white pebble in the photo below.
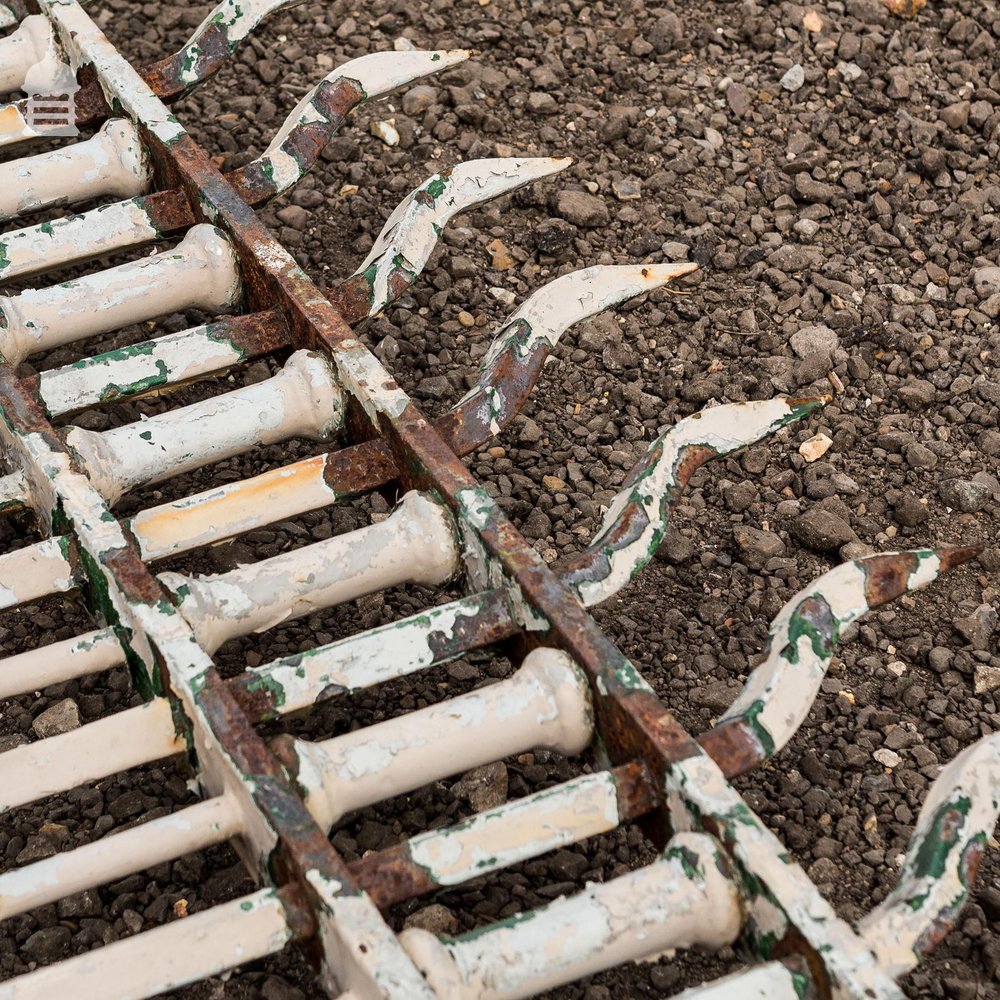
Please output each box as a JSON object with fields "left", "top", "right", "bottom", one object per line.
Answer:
{"left": 799, "top": 433, "right": 833, "bottom": 462}
{"left": 781, "top": 64, "right": 805, "bottom": 92}
{"left": 873, "top": 748, "right": 901, "bottom": 769}
{"left": 370, "top": 120, "right": 400, "bottom": 146}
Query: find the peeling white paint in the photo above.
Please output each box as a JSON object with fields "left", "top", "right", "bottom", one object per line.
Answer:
{"left": 716, "top": 550, "right": 949, "bottom": 762}
{"left": 0, "top": 888, "right": 292, "bottom": 1000}
{"left": 572, "top": 398, "right": 818, "bottom": 607}
{"left": 860, "top": 732, "right": 1000, "bottom": 978}
{"left": 0, "top": 15, "right": 57, "bottom": 95}
{"left": 0, "top": 117, "right": 150, "bottom": 221}
{"left": 40, "top": 0, "right": 187, "bottom": 147}
{"left": 304, "top": 869, "right": 435, "bottom": 999}
{"left": 0, "top": 197, "right": 160, "bottom": 284}
{"left": 130, "top": 452, "right": 340, "bottom": 561}
{"left": 0, "top": 698, "right": 182, "bottom": 813}
{"left": 0, "top": 793, "right": 240, "bottom": 918}
{"left": 666, "top": 753, "right": 899, "bottom": 997}
{"left": 162, "top": 491, "right": 459, "bottom": 652}
{"left": 0, "top": 626, "right": 121, "bottom": 699}
{"left": 255, "top": 592, "right": 490, "bottom": 715}
{"left": 0, "top": 224, "right": 240, "bottom": 365}
{"left": 38, "top": 319, "right": 250, "bottom": 417}
{"left": 296, "top": 649, "right": 593, "bottom": 831}
{"left": 400, "top": 832, "right": 740, "bottom": 1000}
{"left": 0, "top": 534, "right": 74, "bottom": 613}
{"left": 674, "top": 962, "right": 805, "bottom": 1000}
{"left": 64, "top": 349, "right": 343, "bottom": 504}
{"left": 355, "top": 158, "right": 570, "bottom": 318}
{"left": 408, "top": 770, "right": 620, "bottom": 886}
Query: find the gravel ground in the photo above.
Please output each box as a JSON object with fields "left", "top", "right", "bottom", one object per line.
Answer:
{"left": 2, "top": 0, "right": 1000, "bottom": 997}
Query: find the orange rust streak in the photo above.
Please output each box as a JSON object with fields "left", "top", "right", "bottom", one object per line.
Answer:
{"left": 0, "top": 104, "right": 26, "bottom": 138}
{"left": 131, "top": 455, "right": 329, "bottom": 558}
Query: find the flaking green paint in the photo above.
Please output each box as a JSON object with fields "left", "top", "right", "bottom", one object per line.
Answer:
{"left": 98, "top": 359, "right": 171, "bottom": 402}
{"left": 781, "top": 597, "right": 837, "bottom": 664}
{"left": 739, "top": 699, "right": 776, "bottom": 757}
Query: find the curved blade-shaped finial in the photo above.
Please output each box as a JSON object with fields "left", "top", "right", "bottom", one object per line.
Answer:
{"left": 699, "top": 545, "right": 981, "bottom": 777}
{"left": 558, "top": 397, "right": 827, "bottom": 608}
{"left": 439, "top": 263, "right": 697, "bottom": 454}
{"left": 333, "top": 156, "right": 571, "bottom": 323}
{"left": 0, "top": 1, "right": 304, "bottom": 150}
{"left": 229, "top": 49, "right": 470, "bottom": 204}
{"left": 144, "top": 0, "right": 306, "bottom": 96}
{"left": 858, "top": 730, "right": 1000, "bottom": 978}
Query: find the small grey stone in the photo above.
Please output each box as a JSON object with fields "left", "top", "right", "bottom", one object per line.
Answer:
{"left": 941, "top": 978, "right": 978, "bottom": 1000}
{"left": 793, "top": 173, "right": 837, "bottom": 204}
{"left": 896, "top": 378, "right": 936, "bottom": 410}
{"left": 654, "top": 532, "right": 696, "bottom": 564}
{"left": 276, "top": 204, "right": 310, "bottom": 231}
{"left": 526, "top": 91, "right": 558, "bottom": 115}
{"left": 939, "top": 478, "right": 991, "bottom": 513}
{"left": 533, "top": 218, "right": 576, "bottom": 254}
{"left": 401, "top": 85, "right": 437, "bottom": 116}
{"left": 452, "top": 761, "right": 508, "bottom": 812}
{"left": 794, "top": 218, "right": 820, "bottom": 239}
{"left": 32, "top": 698, "right": 81, "bottom": 738}
{"left": 58, "top": 889, "right": 104, "bottom": 919}
{"left": 974, "top": 663, "right": 1000, "bottom": 695}
{"left": 780, "top": 64, "right": 805, "bottom": 92}
{"left": 905, "top": 442, "right": 938, "bottom": 470}
{"left": 792, "top": 508, "right": 855, "bottom": 551}
{"left": 790, "top": 324, "right": 838, "bottom": 358}
{"left": 661, "top": 241, "right": 690, "bottom": 261}
{"left": 979, "top": 429, "right": 1000, "bottom": 457}
{"left": 734, "top": 526, "right": 785, "bottom": 570}
{"left": 940, "top": 101, "right": 971, "bottom": 129}
{"left": 448, "top": 254, "right": 477, "bottom": 279}
{"left": 554, "top": 190, "right": 610, "bottom": 228}
{"left": 417, "top": 375, "right": 451, "bottom": 400}
{"left": 404, "top": 903, "right": 459, "bottom": 935}
{"left": 873, "top": 748, "right": 901, "bottom": 769}
{"left": 611, "top": 177, "right": 641, "bottom": 202}
{"left": 726, "top": 83, "right": 751, "bottom": 117}
{"left": 892, "top": 496, "right": 929, "bottom": 527}
{"left": 23, "top": 926, "right": 71, "bottom": 962}
{"left": 521, "top": 507, "right": 552, "bottom": 538}
{"left": 261, "top": 976, "right": 306, "bottom": 1000}
{"left": 518, "top": 416, "right": 543, "bottom": 443}
{"left": 981, "top": 292, "right": 1000, "bottom": 319}
{"left": 928, "top": 647, "right": 954, "bottom": 673}
{"left": 548, "top": 849, "right": 589, "bottom": 880}
{"left": 973, "top": 265, "right": 1000, "bottom": 299}
{"left": 955, "top": 604, "right": 997, "bottom": 650}
{"left": 691, "top": 679, "right": 743, "bottom": 713}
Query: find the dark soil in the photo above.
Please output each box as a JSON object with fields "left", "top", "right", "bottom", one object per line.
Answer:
{"left": 2, "top": 0, "right": 1000, "bottom": 998}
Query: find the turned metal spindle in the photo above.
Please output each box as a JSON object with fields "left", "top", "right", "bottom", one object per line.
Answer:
{"left": 400, "top": 832, "right": 741, "bottom": 1000}
{"left": 279, "top": 648, "right": 593, "bottom": 830}
{"left": 65, "top": 349, "right": 344, "bottom": 504}
{"left": 0, "top": 117, "right": 151, "bottom": 221}
{"left": 0, "top": 224, "right": 240, "bottom": 365}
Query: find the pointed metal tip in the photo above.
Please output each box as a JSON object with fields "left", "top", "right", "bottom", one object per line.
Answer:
{"left": 938, "top": 543, "right": 984, "bottom": 572}
{"left": 447, "top": 155, "right": 571, "bottom": 193}
{"left": 638, "top": 261, "right": 699, "bottom": 283}
{"left": 432, "top": 48, "right": 474, "bottom": 67}
{"left": 785, "top": 394, "right": 830, "bottom": 415}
